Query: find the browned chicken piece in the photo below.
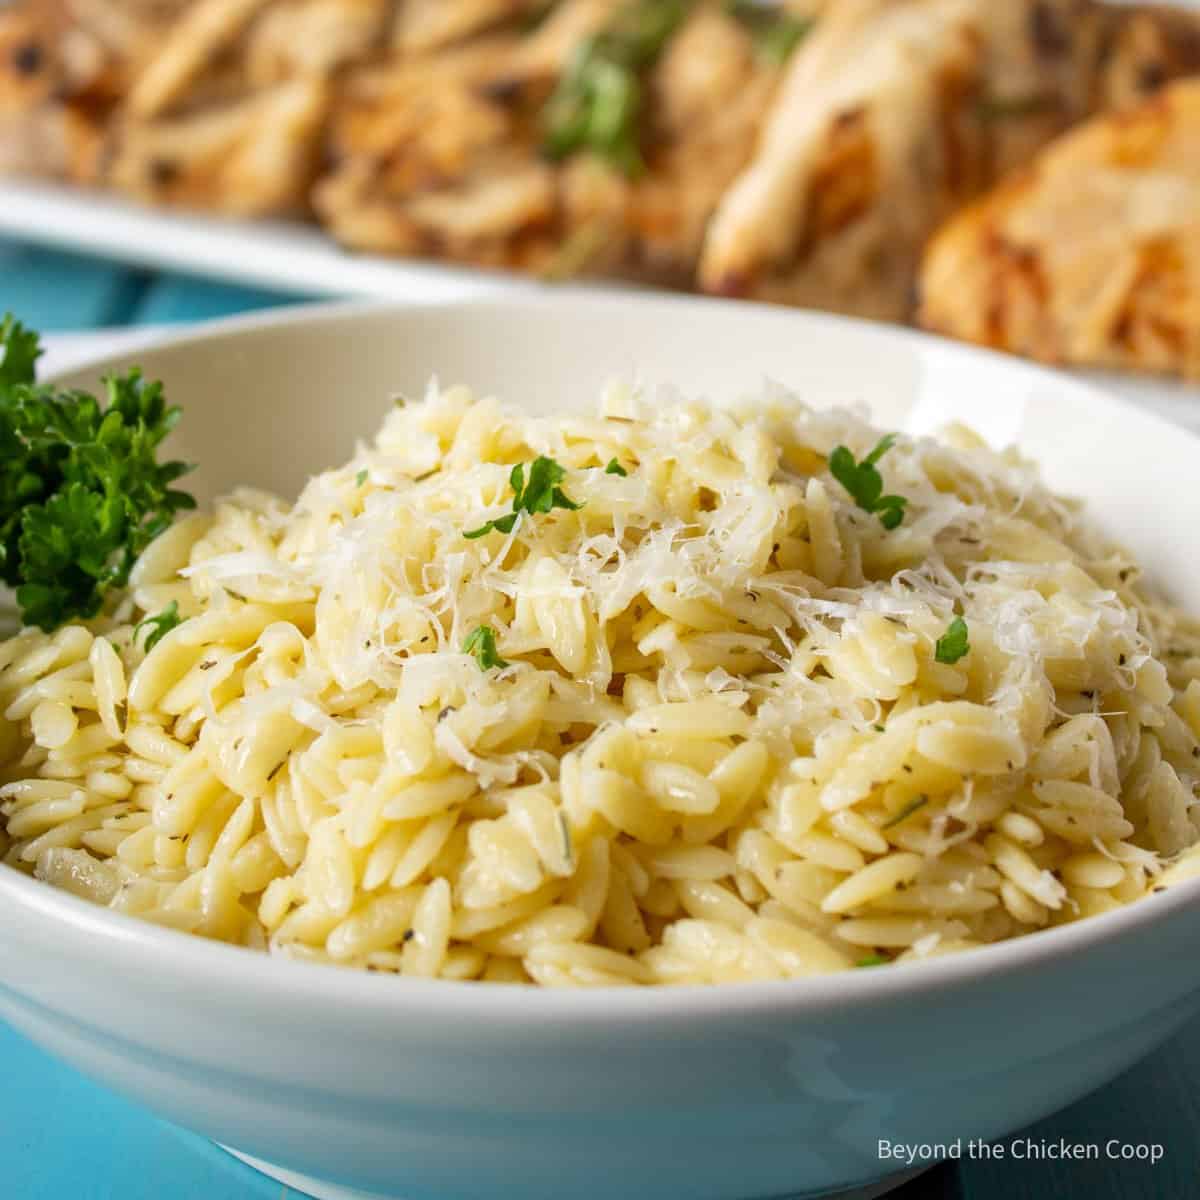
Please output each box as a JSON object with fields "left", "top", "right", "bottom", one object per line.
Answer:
{"left": 393, "top": 0, "right": 551, "bottom": 54}
{"left": 1090, "top": 4, "right": 1200, "bottom": 111}
{"left": 626, "top": 5, "right": 787, "bottom": 283}
{"left": 110, "top": 75, "right": 334, "bottom": 215}
{"left": 0, "top": 0, "right": 187, "bottom": 183}
{"left": 315, "top": 0, "right": 630, "bottom": 272}
{"left": 108, "top": 0, "right": 394, "bottom": 216}
{"left": 918, "top": 78, "right": 1200, "bottom": 379}
{"left": 316, "top": 0, "right": 799, "bottom": 282}
{"left": 697, "top": 0, "right": 1099, "bottom": 322}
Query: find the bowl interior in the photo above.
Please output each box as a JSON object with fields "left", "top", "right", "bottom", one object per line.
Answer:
{"left": 50, "top": 296, "right": 1186, "bottom": 606}
{"left": 3, "top": 293, "right": 1198, "bottom": 1013}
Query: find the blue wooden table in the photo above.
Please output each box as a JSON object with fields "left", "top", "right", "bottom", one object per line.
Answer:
{"left": 2, "top": 237, "right": 1197, "bottom": 1200}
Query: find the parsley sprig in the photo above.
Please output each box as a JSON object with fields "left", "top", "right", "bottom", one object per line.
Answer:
{"left": 829, "top": 434, "right": 908, "bottom": 530}
{"left": 0, "top": 312, "right": 40, "bottom": 390}
{"left": 135, "top": 600, "right": 184, "bottom": 653}
{"left": 0, "top": 315, "right": 196, "bottom": 631}
{"left": 463, "top": 625, "right": 510, "bottom": 672}
{"left": 464, "top": 456, "right": 582, "bottom": 539}
{"left": 604, "top": 458, "right": 627, "bottom": 476}
{"left": 542, "top": 0, "right": 692, "bottom": 176}
{"left": 934, "top": 617, "right": 970, "bottom": 665}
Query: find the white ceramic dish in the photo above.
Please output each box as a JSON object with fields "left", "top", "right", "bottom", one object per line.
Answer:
{"left": 0, "top": 178, "right": 527, "bottom": 302}
{"left": 2, "top": 295, "right": 1200, "bottom": 1200}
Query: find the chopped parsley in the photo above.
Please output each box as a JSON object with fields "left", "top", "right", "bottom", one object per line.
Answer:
{"left": 934, "top": 616, "right": 970, "bottom": 665}
{"left": 558, "top": 810, "right": 574, "bottom": 868}
{"left": 726, "top": 1, "right": 814, "bottom": 64}
{"left": 882, "top": 795, "right": 929, "bottom": 830}
{"left": 0, "top": 314, "right": 196, "bottom": 631}
{"left": 355, "top": 469, "right": 368, "bottom": 487}
{"left": 828, "top": 434, "right": 908, "bottom": 530}
{"left": 542, "top": 0, "right": 692, "bottom": 176}
{"left": 856, "top": 954, "right": 889, "bottom": 968}
{"left": 604, "top": 458, "right": 628, "bottom": 476}
{"left": 463, "top": 625, "right": 510, "bottom": 672}
{"left": 464, "top": 456, "right": 582, "bottom": 539}
{"left": 135, "top": 600, "right": 184, "bottom": 653}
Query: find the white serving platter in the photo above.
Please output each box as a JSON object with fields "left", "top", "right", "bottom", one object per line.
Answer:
{"left": 0, "top": 177, "right": 526, "bottom": 303}
{"left": 7, "top": 176, "right": 1200, "bottom": 435}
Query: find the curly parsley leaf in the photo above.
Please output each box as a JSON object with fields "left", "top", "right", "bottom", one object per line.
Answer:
{"left": 464, "top": 456, "right": 582, "bottom": 539}
{"left": 135, "top": 600, "right": 185, "bottom": 653}
{"left": 0, "top": 313, "right": 41, "bottom": 393}
{"left": 829, "top": 434, "right": 908, "bottom": 530}
{"left": 604, "top": 458, "right": 628, "bottom": 476}
{"left": 463, "top": 625, "right": 510, "bottom": 672}
{"left": 934, "top": 617, "right": 970, "bottom": 665}
{"left": 0, "top": 314, "right": 196, "bottom": 631}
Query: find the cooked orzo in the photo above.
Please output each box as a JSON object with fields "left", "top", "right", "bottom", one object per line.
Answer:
{"left": 4, "top": 379, "right": 1200, "bottom": 986}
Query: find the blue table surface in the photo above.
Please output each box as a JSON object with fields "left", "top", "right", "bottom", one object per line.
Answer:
{"left": 2, "top": 238, "right": 1198, "bottom": 1200}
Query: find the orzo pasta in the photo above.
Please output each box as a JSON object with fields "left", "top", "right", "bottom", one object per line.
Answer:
{"left": 4, "top": 380, "right": 1200, "bottom": 985}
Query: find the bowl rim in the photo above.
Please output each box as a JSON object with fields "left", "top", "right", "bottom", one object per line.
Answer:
{"left": 7, "top": 291, "right": 1200, "bottom": 1024}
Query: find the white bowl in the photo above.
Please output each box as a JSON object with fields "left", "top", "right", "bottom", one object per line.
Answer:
{"left": 3, "top": 296, "right": 1200, "bottom": 1200}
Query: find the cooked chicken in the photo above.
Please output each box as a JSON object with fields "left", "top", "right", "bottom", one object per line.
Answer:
{"left": 1091, "top": 4, "right": 1200, "bottom": 112}
{"left": 697, "top": 0, "right": 1098, "bottom": 321}
{"left": 0, "top": 0, "right": 187, "bottom": 182}
{"left": 918, "top": 78, "right": 1200, "bottom": 379}
{"left": 126, "top": 0, "right": 394, "bottom": 120}
{"left": 8, "top": 0, "right": 1200, "bottom": 346}
{"left": 393, "top": 0, "right": 550, "bottom": 54}
{"left": 315, "top": 1, "right": 631, "bottom": 271}
{"left": 110, "top": 75, "right": 332, "bottom": 215}
{"left": 627, "top": 4, "right": 786, "bottom": 282}
{"left": 108, "top": 0, "right": 393, "bottom": 215}
{"left": 316, "top": 0, "right": 803, "bottom": 281}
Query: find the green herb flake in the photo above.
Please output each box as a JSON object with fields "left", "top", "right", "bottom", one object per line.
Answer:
{"left": 558, "top": 810, "right": 574, "bottom": 868}
{"left": 464, "top": 456, "right": 582, "bottom": 539}
{"left": 463, "top": 625, "right": 510, "bottom": 672}
{"left": 0, "top": 314, "right": 196, "bottom": 631}
{"left": 828, "top": 435, "right": 908, "bottom": 530}
{"left": 355, "top": 469, "right": 368, "bottom": 487}
{"left": 726, "top": 1, "right": 814, "bottom": 65}
{"left": 542, "top": 0, "right": 692, "bottom": 176}
{"left": 604, "top": 458, "right": 628, "bottom": 476}
{"left": 934, "top": 616, "right": 970, "bottom": 665}
{"left": 872, "top": 723, "right": 886, "bottom": 733}
{"left": 882, "top": 795, "right": 929, "bottom": 831}
{"left": 135, "top": 600, "right": 184, "bottom": 653}
{"left": 856, "top": 954, "right": 889, "bottom": 968}
{"left": 976, "top": 92, "right": 1056, "bottom": 122}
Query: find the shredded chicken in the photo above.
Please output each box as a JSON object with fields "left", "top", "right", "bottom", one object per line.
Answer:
{"left": 697, "top": 0, "right": 1099, "bottom": 320}
{"left": 4, "top": 0, "right": 1200, "bottom": 371}
{"left": 110, "top": 0, "right": 393, "bottom": 215}
{"left": 919, "top": 77, "right": 1200, "bottom": 379}
{"left": 0, "top": 0, "right": 187, "bottom": 182}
